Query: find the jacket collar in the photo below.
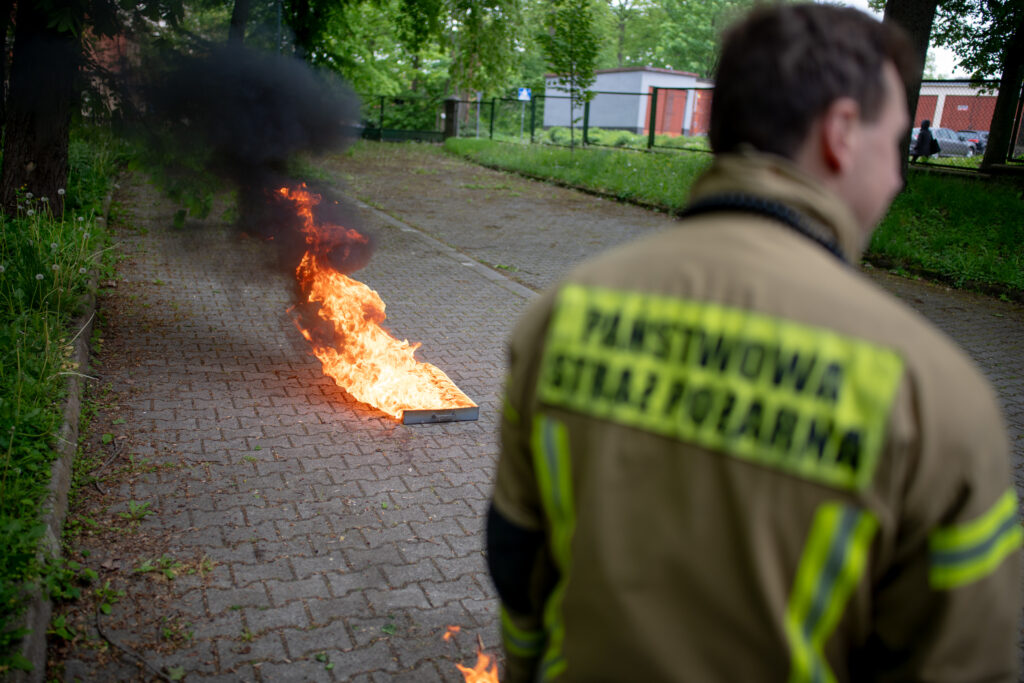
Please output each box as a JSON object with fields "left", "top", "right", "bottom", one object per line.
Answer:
{"left": 689, "top": 149, "right": 867, "bottom": 263}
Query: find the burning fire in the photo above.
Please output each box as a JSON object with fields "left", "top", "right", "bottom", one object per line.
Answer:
{"left": 456, "top": 648, "right": 500, "bottom": 683}
{"left": 279, "top": 185, "right": 477, "bottom": 420}
{"left": 447, "top": 629, "right": 500, "bottom": 683}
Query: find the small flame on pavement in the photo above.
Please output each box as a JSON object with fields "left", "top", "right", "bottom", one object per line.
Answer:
{"left": 446, "top": 628, "right": 500, "bottom": 683}
{"left": 279, "top": 185, "right": 477, "bottom": 420}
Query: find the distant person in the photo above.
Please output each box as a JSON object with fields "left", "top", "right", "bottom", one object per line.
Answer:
{"left": 486, "top": 4, "right": 1021, "bottom": 682}
{"left": 912, "top": 118, "right": 935, "bottom": 162}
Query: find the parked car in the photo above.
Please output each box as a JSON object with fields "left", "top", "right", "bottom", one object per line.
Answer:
{"left": 957, "top": 129, "right": 988, "bottom": 152}
{"left": 932, "top": 127, "right": 977, "bottom": 157}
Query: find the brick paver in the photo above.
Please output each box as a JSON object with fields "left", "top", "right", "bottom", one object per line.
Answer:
{"left": 61, "top": 174, "right": 521, "bottom": 680}
{"left": 59, "top": 143, "right": 1023, "bottom": 680}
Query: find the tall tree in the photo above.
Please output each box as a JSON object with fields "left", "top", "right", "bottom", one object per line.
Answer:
{"left": 930, "top": 0, "right": 1024, "bottom": 166}
{"left": 229, "top": 0, "right": 253, "bottom": 42}
{"left": 654, "top": 0, "right": 753, "bottom": 77}
{"left": 0, "top": 1, "right": 81, "bottom": 215}
{"left": 540, "top": 0, "right": 600, "bottom": 148}
{"left": 0, "top": 0, "right": 182, "bottom": 217}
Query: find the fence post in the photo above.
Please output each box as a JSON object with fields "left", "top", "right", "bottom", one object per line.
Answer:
{"left": 443, "top": 97, "right": 460, "bottom": 139}
{"left": 647, "top": 87, "right": 658, "bottom": 149}
{"left": 583, "top": 100, "right": 590, "bottom": 145}
{"left": 530, "top": 97, "right": 537, "bottom": 143}
{"left": 489, "top": 98, "right": 496, "bottom": 139}
{"left": 378, "top": 96, "right": 385, "bottom": 142}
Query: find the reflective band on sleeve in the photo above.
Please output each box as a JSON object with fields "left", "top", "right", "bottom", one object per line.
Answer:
{"left": 531, "top": 415, "right": 575, "bottom": 680}
{"left": 786, "top": 503, "right": 878, "bottom": 683}
{"left": 929, "top": 488, "right": 1023, "bottom": 590}
{"left": 501, "top": 605, "right": 545, "bottom": 658}
{"left": 536, "top": 284, "right": 904, "bottom": 491}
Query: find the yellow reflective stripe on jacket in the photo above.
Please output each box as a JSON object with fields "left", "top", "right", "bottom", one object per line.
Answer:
{"left": 929, "top": 488, "right": 1023, "bottom": 590}
{"left": 500, "top": 605, "right": 545, "bottom": 658}
{"left": 786, "top": 503, "right": 878, "bottom": 683}
{"left": 531, "top": 415, "right": 575, "bottom": 680}
{"left": 536, "top": 284, "right": 904, "bottom": 491}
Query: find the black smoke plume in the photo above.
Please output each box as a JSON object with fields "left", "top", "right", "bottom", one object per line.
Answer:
{"left": 127, "top": 43, "right": 372, "bottom": 278}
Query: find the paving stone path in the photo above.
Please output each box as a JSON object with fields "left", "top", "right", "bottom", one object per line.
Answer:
{"left": 56, "top": 143, "right": 1023, "bottom": 681}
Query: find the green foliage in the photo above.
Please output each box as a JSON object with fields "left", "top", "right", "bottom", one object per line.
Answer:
{"left": 931, "top": 0, "right": 1022, "bottom": 80}
{"left": 540, "top": 0, "right": 601, "bottom": 110}
{"left": 0, "top": 126, "right": 119, "bottom": 672}
{"left": 592, "top": 0, "right": 663, "bottom": 69}
{"left": 654, "top": 0, "right": 754, "bottom": 77}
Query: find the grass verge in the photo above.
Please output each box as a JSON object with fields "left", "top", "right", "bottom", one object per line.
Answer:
{"left": 445, "top": 137, "right": 711, "bottom": 210}
{"left": 445, "top": 137, "right": 1024, "bottom": 297}
{"left": 868, "top": 172, "right": 1024, "bottom": 293}
{"left": 0, "top": 125, "right": 125, "bottom": 674}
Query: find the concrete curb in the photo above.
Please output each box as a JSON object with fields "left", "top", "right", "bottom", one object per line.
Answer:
{"left": 14, "top": 190, "right": 114, "bottom": 682}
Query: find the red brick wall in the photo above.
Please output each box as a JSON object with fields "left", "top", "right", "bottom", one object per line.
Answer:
{"left": 941, "top": 95, "right": 997, "bottom": 131}
{"left": 914, "top": 95, "right": 937, "bottom": 126}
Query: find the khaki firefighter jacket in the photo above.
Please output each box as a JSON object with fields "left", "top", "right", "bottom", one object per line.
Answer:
{"left": 491, "top": 150, "right": 1022, "bottom": 682}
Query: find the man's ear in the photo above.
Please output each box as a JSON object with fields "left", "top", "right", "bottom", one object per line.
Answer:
{"left": 819, "top": 97, "right": 860, "bottom": 172}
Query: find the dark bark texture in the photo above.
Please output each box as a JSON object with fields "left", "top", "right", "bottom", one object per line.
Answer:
{"left": 884, "top": 0, "right": 939, "bottom": 176}
{"left": 229, "top": 0, "right": 252, "bottom": 43}
{"left": 0, "top": 1, "right": 80, "bottom": 216}
{"left": 981, "top": 13, "right": 1024, "bottom": 167}
{"left": 0, "top": 0, "right": 13, "bottom": 124}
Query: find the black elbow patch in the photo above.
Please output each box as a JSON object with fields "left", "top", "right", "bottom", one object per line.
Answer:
{"left": 486, "top": 503, "right": 545, "bottom": 615}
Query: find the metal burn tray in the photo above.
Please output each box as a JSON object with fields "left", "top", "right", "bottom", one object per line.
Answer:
{"left": 402, "top": 406, "right": 480, "bottom": 425}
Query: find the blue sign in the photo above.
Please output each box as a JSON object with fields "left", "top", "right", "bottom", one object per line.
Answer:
{"left": 517, "top": 87, "right": 532, "bottom": 102}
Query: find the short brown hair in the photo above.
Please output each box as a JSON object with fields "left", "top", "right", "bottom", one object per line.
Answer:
{"left": 709, "top": 4, "right": 917, "bottom": 158}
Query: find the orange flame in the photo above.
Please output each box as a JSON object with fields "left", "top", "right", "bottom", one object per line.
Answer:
{"left": 445, "top": 629, "right": 500, "bottom": 683}
{"left": 455, "top": 647, "right": 500, "bottom": 683}
{"left": 280, "top": 185, "right": 477, "bottom": 420}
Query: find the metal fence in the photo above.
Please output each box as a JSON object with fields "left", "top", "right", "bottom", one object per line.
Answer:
{"left": 357, "top": 80, "right": 1024, "bottom": 170}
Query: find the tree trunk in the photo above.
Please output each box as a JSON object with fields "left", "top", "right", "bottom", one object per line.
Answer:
{"left": 980, "top": 13, "right": 1024, "bottom": 168}
{"left": 0, "top": 0, "right": 13, "bottom": 123}
{"left": 290, "top": 0, "right": 313, "bottom": 59}
{"left": 0, "top": 1, "right": 80, "bottom": 217}
{"left": 884, "top": 0, "right": 939, "bottom": 177}
{"left": 229, "top": 0, "right": 252, "bottom": 44}
{"left": 617, "top": 15, "right": 625, "bottom": 68}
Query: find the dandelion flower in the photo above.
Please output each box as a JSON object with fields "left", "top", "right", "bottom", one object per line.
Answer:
{"left": 35, "top": 273, "right": 44, "bottom": 280}
{"left": 51, "top": 264, "right": 59, "bottom": 271}
{"left": 79, "top": 267, "right": 87, "bottom": 274}
{"left": 25, "top": 192, "right": 33, "bottom": 199}
{"left": 26, "top": 209, "right": 34, "bottom": 216}
{"left": 57, "top": 188, "right": 66, "bottom": 196}
{"left": 83, "top": 233, "right": 90, "bottom": 239}
{"left": 0, "top": 265, "right": 5, "bottom": 273}
{"left": 50, "top": 242, "right": 58, "bottom": 249}
{"left": 77, "top": 216, "right": 84, "bottom": 222}
{"left": 41, "top": 197, "right": 48, "bottom": 203}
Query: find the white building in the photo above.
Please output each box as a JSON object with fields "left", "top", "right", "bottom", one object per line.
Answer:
{"left": 543, "top": 67, "right": 711, "bottom": 135}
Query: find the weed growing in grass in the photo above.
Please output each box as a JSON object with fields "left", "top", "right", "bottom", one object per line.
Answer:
{"left": 0, "top": 126, "right": 122, "bottom": 671}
